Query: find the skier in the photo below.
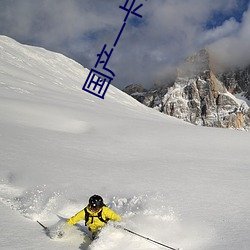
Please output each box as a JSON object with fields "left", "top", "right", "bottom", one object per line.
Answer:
{"left": 66, "top": 194, "right": 122, "bottom": 239}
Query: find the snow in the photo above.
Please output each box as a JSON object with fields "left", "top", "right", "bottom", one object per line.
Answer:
{"left": 0, "top": 35, "right": 250, "bottom": 250}
{"left": 234, "top": 93, "right": 250, "bottom": 107}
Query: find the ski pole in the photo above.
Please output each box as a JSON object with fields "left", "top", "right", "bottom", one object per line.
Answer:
{"left": 122, "top": 227, "right": 180, "bottom": 250}
{"left": 37, "top": 220, "right": 48, "bottom": 231}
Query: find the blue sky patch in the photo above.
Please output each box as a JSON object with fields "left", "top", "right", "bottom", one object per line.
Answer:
{"left": 206, "top": 0, "right": 249, "bottom": 29}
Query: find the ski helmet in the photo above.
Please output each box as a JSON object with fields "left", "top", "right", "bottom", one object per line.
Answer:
{"left": 89, "top": 195, "right": 104, "bottom": 210}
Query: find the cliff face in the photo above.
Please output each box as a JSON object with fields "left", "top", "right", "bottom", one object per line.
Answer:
{"left": 123, "top": 49, "right": 250, "bottom": 130}
{"left": 218, "top": 66, "right": 250, "bottom": 99}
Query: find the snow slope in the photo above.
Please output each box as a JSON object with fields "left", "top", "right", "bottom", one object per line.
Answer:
{"left": 0, "top": 35, "right": 250, "bottom": 250}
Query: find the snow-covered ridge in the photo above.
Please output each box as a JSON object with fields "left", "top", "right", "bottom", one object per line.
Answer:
{"left": 0, "top": 35, "right": 148, "bottom": 107}
{"left": 0, "top": 35, "right": 156, "bottom": 134}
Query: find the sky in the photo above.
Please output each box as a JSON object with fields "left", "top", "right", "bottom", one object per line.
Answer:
{"left": 0, "top": 0, "right": 249, "bottom": 89}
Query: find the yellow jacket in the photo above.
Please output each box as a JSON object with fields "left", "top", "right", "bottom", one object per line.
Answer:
{"left": 67, "top": 206, "right": 121, "bottom": 233}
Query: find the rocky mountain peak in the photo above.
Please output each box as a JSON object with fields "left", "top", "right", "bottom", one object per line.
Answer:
{"left": 177, "top": 49, "right": 210, "bottom": 78}
{"left": 123, "top": 49, "right": 250, "bottom": 130}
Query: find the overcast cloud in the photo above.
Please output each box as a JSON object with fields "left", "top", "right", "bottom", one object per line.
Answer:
{"left": 0, "top": 0, "right": 249, "bottom": 89}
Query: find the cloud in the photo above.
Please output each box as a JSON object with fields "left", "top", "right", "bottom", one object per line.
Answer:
{"left": 209, "top": 3, "right": 250, "bottom": 68}
{"left": 200, "top": 18, "right": 240, "bottom": 45}
{"left": 0, "top": 0, "right": 249, "bottom": 89}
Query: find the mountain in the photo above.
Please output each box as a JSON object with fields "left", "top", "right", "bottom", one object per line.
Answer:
{"left": 1, "top": 36, "right": 250, "bottom": 250}
{"left": 123, "top": 49, "right": 250, "bottom": 130}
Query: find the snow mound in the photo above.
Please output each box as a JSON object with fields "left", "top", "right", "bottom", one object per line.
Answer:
{"left": 1, "top": 99, "right": 91, "bottom": 133}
